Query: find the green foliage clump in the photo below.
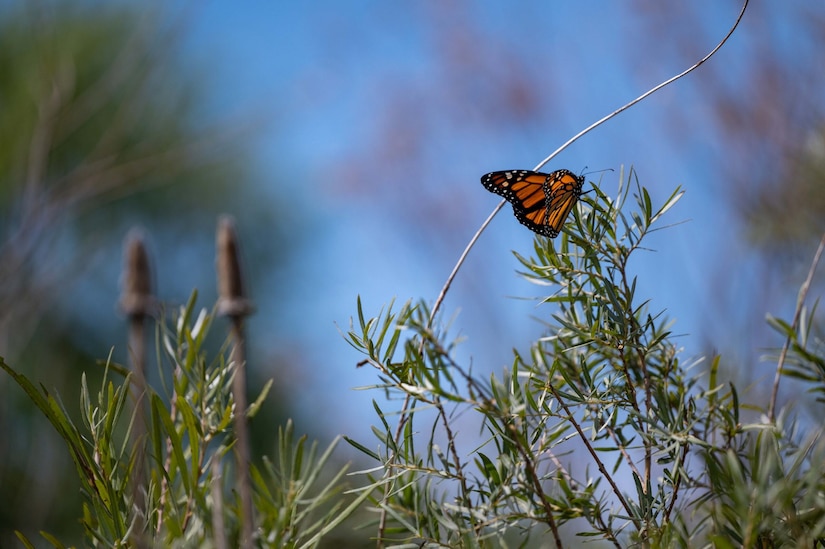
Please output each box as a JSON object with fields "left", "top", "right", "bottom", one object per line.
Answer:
{"left": 344, "top": 169, "right": 825, "bottom": 547}
{"left": 1, "top": 293, "right": 365, "bottom": 548}
{"left": 5, "top": 170, "right": 825, "bottom": 548}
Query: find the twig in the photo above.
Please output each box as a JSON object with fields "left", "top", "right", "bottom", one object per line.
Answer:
{"left": 376, "top": 325, "right": 477, "bottom": 546}
{"left": 545, "top": 381, "right": 638, "bottom": 528}
{"left": 429, "top": 201, "right": 505, "bottom": 326}
{"left": 546, "top": 451, "right": 622, "bottom": 547}
{"left": 663, "top": 442, "right": 689, "bottom": 523}
{"left": 605, "top": 425, "right": 642, "bottom": 481}
{"left": 768, "top": 233, "right": 825, "bottom": 420}
{"left": 535, "top": 0, "right": 749, "bottom": 172}
{"left": 504, "top": 420, "right": 563, "bottom": 548}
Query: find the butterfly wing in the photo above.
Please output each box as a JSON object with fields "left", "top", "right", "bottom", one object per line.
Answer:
{"left": 481, "top": 169, "right": 585, "bottom": 237}
{"left": 481, "top": 170, "right": 556, "bottom": 236}
{"left": 543, "top": 169, "right": 585, "bottom": 238}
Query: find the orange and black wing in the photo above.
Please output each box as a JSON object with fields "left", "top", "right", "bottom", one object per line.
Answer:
{"left": 481, "top": 169, "right": 584, "bottom": 238}
{"left": 481, "top": 170, "right": 554, "bottom": 236}
{"left": 543, "top": 169, "right": 585, "bottom": 238}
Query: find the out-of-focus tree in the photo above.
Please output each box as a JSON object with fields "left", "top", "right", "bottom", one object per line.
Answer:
{"left": 0, "top": 3, "right": 249, "bottom": 353}
{"left": 0, "top": 3, "right": 290, "bottom": 544}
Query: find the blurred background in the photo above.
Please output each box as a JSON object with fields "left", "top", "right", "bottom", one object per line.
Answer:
{"left": 1, "top": 0, "right": 823, "bottom": 544}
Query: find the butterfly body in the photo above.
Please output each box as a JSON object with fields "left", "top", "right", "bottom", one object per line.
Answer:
{"left": 481, "top": 169, "right": 584, "bottom": 237}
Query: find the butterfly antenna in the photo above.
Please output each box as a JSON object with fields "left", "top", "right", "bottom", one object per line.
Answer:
{"left": 582, "top": 167, "right": 614, "bottom": 178}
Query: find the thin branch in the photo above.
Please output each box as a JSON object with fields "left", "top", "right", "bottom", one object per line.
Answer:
{"left": 545, "top": 451, "right": 622, "bottom": 547}
{"left": 605, "top": 425, "right": 643, "bottom": 481}
{"left": 448, "top": 362, "right": 564, "bottom": 545}
{"left": 664, "top": 442, "right": 689, "bottom": 523}
{"left": 535, "top": 0, "right": 749, "bottom": 171}
{"left": 429, "top": 200, "right": 505, "bottom": 326}
{"left": 374, "top": 391, "right": 410, "bottom": 548}
{"left": 546, "top": 381, "right": 638, "bottom": 528}
{"left": 505, "top": 421, "right": 563, "bottom": 548}
{"left": 376, "top": 322, "right": 477, "bottom": 545}
{"left": 620, "top": 263, "right": 655, "bottom": 500}
{"left": 768, "top": 232, "right": 825, "bottom": 420}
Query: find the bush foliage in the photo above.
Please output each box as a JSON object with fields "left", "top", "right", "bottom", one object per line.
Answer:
{"left": 3, "top": 170, "right": 825, "bottom": 547}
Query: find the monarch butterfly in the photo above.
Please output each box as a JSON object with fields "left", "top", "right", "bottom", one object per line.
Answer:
{"left": 481, "top": 169, "right": 585, "bottom": 238}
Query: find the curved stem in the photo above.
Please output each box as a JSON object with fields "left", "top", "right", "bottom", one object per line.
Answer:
{"left": 768, "top": 232, "right": 825, "bottom": 420}
{"left": 534, "top": 0, "right": 749, "bottom": 171}
{"left": 429, "top": 200, "right": 505, "bottom": 326}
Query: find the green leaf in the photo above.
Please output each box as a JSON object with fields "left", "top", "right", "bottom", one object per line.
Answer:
{"left": 151, "top": 393, "right": 191, "bottom": 494}
{"left": 343, "top": 436, "right": 380, "bottom": 461}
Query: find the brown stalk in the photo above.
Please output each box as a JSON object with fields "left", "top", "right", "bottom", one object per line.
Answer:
{"left": 119, "top": 229, "right": 156, "bottom": 548}
{"left": 216, "top": 216, "right": 256, "bottom": 549}
{"left": 768, "top": 233, "right": 825, "bottom": 420}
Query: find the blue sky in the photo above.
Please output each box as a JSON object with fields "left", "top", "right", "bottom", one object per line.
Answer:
{"left": 157, "top": 1, "right": 795, "bottom": 443}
